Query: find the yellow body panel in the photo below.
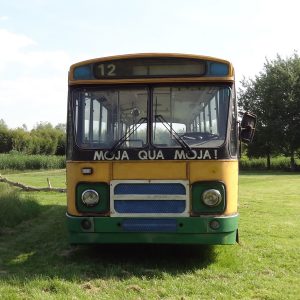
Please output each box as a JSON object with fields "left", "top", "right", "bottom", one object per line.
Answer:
{"left": 67, "top": 160, "right": 238, "bottom": 216}
{"left": 112, "top": 161, "right": 187, "bottom": 180}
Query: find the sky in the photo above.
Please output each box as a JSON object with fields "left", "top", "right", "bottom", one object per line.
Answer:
{"left": 1, "top": 0, "right": 300, "bottom": 129}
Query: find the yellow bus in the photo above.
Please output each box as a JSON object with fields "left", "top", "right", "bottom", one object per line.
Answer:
{"left": 66, "top": 53, "right": 255, "bottom": 245}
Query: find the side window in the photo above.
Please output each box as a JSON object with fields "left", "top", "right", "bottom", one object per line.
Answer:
{"left": 210, "top": 97, "right": 218, "bottom": 134}
{"left": 74, "top": 93, "right": 110, "bottom": 146}
{"left": 230, "top": 88, "right": 238, "bottom": 156}
{"left": 101, "top": 106, "right": 108, "bottom": 138}
{"left": 84, "top": 97, "right": 91, "bottom": 142}
{"left": 198, "top": 95, "right": 218, "bottom": 135}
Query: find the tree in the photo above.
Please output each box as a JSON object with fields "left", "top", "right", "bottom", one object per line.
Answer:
{"left": 31, "top": 122, "right": 59, "bottom": 155}
{"left": 0, "top": 119, "right": 8, "bottom": 131}
{"left": 0, "top": 120, "right": 66, "bottom": 155}
{"left": 55, "top": 123, "right": 66, "bottom": 155}
{"left": 55, "top": 123, "right": 66, "bottom": 132}
{"left": 239, "top": 53, "right": 300, "bottom": 169}
{"left": 11, "top": 128, "right": 32, "bottom": 153}
{"left": 0, "top": 128, "right": 13, "bottom": 153}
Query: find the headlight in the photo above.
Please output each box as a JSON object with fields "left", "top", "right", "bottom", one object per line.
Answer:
{"left": 202, "top": 189, "right": 222, "bottom": 207}
{"left": 81, "top": 189, "right": 99, "bottom": 207}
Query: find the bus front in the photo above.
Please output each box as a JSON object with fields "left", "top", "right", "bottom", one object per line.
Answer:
{"left": 66, "top": 54, "right": 239, "bottom": 245}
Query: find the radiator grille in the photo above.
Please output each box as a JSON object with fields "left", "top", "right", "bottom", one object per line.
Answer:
{"left": 110, "top": 180, "right": 189, "bottom": 217}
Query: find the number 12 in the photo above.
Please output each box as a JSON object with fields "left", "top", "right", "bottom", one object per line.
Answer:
{"left": 98, "top": 64, "right": 116, "bottom": 76}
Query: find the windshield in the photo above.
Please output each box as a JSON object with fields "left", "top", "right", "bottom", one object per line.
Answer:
{"left": 73, "top": 87, "right": 148, "bottom": 148}
{"left": 152, "top": 86, "right": 230, "bottom": 148}
{"left": 73, "top": 85, "right": 230, "bottom": 149}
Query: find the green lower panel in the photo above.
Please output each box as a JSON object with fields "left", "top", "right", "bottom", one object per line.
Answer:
{"left": 66, "top": 214, "right": 238, "bottom": 245}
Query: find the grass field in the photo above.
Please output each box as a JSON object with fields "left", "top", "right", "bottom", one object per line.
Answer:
{"left": 2, "top": 169, "right": 66, "bottom": 189}
{"left": 0, "top": 170, "right": 299, "bottom": 299}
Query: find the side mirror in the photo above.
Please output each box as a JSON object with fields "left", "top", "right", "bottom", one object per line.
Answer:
{"left": 240, "top": 112, "right": 256, "bottom": 144}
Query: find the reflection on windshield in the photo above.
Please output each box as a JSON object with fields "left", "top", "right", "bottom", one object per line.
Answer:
{"left": 152, "top": 86, "right": 230, "bottom": 148}
{"left": 155, "top": 114, "right": 191, "bottom": 153}
{"left": 73, "top": 85, "right": 230, "bottom": 149}
{"left": 109, "top": 117, "right": 147, "bottom": 154}
{"left": 74, "top": 88, "right": 148, "bottom": 148}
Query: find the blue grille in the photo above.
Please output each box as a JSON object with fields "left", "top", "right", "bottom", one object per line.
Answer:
{"left": 122, "top": 219, "right": 177, "bottom": 232}
{"left": 114, "top": 183, "right": 186, "bottom": 195}
{"left": 115, "top": 200, "right": 186, "bottom": 213}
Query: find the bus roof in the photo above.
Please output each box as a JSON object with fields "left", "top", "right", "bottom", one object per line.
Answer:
{"left": 68, "top": 53, "right": 234, "bottom": 85}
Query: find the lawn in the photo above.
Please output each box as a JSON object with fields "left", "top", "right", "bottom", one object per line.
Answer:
{"left": 2, "top": 169, "right": 66, "bottom": 189}
{"left": 0, "top": 170, "right": 299, "bottom": 299}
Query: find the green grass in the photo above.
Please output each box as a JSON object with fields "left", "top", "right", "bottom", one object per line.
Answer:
{"left": 3, "top": 169, "right": 66, "bottom": 188}
{"left": 0, "top": 184, "right": 41, "bottom": 229}
{"left": 0, "top": 171, "right": 299, "bottom": 299}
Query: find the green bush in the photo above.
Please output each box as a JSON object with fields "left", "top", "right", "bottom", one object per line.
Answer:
{"left": 240, "top": 156, "right": 300, "bottom": 171}
{"left": 0, "top": 153, "right": 66, "bottom": 170}
{"left": 0, "top": 184, "right": 41, "bottom": 228}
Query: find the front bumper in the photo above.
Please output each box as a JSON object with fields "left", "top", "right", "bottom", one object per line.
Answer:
{"left": 66, "top": 213, "right": 239, "bottom": 245}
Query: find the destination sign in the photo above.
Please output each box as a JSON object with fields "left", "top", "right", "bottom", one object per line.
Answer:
{"left": 93, "top": 58, "right": 206, "bottom": 79}
{"left": 72, "top": 57, "right": 230, "bottom": 81}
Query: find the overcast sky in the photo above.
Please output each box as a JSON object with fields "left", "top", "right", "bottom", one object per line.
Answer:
{"left": 1, "top": 0, "right": 300, "bottom": 129}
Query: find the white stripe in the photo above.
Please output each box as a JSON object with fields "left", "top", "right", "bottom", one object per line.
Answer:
{"left": 114, "top": 194, "right": 186, "bottom": 200}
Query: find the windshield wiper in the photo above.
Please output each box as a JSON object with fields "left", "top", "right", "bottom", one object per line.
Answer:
{"left": 109, "top": 117, "right": 147, "bottom": 155}
{"left": 155, "top": 114, "right": 192, "bottom": 154}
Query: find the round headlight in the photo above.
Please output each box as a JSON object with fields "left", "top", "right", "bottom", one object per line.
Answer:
{"left": 202, "top": 189, "right": 222, "bottom": 207}
{"left": 81, "top": 189, "right": 99, "bottom": 207}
